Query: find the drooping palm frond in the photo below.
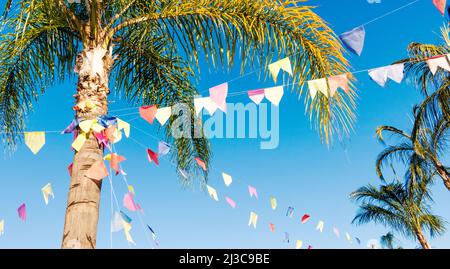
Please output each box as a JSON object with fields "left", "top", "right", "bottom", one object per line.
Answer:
{"left": 105, "top": 0, "right": 357, "bottom": 145}
{"left": 0, "top": 0, "right": 81, "bottom": 147}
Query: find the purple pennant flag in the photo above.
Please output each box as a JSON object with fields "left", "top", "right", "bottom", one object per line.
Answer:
{"left": 18, "top": 203, "right": 26, "bottom": 221}
{"left": 339, "top": 26, "right": 365, "bottom": 56}
{"left": 61, "top": 119, "right": 80, "bottom": 134}
{"left": 158, "top": 141, "right": 171, "bottom": 156}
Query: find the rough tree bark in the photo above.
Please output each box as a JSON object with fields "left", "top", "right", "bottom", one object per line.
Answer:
{"left": 61, "top": 46, "right": 113, "bottom": 249}
{"left": 416, "top": 229, "right": 431, "bottom": 249}
{"left": 434, "top": 159, "right": 450, "bottom": 192}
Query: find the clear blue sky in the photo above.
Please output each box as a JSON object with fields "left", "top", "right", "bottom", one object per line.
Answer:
{"left": 1, "top": 0, "right": 450, "bottom": 249}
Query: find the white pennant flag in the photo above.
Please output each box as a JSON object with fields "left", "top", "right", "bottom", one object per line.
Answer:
{"left": 316, "top": 220, "right": 324, "bottom": 233}
{"left": 155, "top": 107, "right": 172, "bottom": 125}
{"left": 264, "top": 86, "right": 284, "bottom": 106}
{"left": 41, "top": 183, "right": 54, "bottom": 205}
{"left": 222, "top": 172, "right": 232, "bottom": 187}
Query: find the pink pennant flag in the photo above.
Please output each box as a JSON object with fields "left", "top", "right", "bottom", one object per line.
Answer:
{"left": 248, "top": 185, "right": 258, "bottom": 199}
{"left": 225, "top": 196, "right": 236, "bottom": 208}
{"left": 301, "top": 214, "right": 311, "bottom": 224}
{"left": 248, "top": 89, "right": 265, "bottom": 105}
{"left": 18, "top": 203, "right": 26, "bottom": 222}
{"left": 333, "top": 227, "right": 340, "bottom": 238}
{"left": 209, "top": 83, "right": 228, "bottom": 113}
{"left": 269, "top": 223, "right": 275, "bottom": 233}
{"left": 139, "top": 105, "right": 158, "bottom": 124}
{"left": 146, "top": 148, "right": 159, "bottom": 166}
{"left": 68, "top": 163, "right": 73, "bottom": 177}
{"left": 110, "top": 153, "right": 126, "bottom": 175}
{"left": 86, "top": 160, "right": 109, "bottom": 181}
{"left": 195, "top": 157, "right": 207, "bottom": 171}
{"left": 426, "top": 55, "right": 450, "bottom": 75}
{"left": 433, "top": 0, "right": 446, "bottom": 15}
{"left": 328, "top": 74, "right": 349, "bottom": 95}
{"left": 94, "top": 131, "right": 109, "bottom": 148}
{"left": 123, "top": 193, "right": 138, "bottom": 211}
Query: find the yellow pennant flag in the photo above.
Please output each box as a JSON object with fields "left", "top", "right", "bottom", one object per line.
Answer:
{"left": 91, "top": 123, "right": 105, "bottom": 133}
{"left": 24, "top": 132, "right": 46, "bottom": 154}
{"left": 248, "top": 212, "right": 258, "bottom": 228}
{"left": 72, "top": 133, "right": 87, "bottom": 151}
{"left": 346, "top": 232, "right": 352, "bottom": 243}
{"left": 222, "top": 172, "right": 232, "bottom": 187}
{"left": 155, "top": 107, "right": 172, "bottom": 126}
{"left": 206, "top": 185, "right": 219, "bottom": 201}
{"left": 41, "top": 183, "right": 54, "bottom": 205}
{"left": 308, "top": 78, "right": 328, "bottom": 100}
{"left": 128, "top": 185, "right": 135, "bottom": 195}
{"left": 117, "top": 118, "right": 130, "bottom": 138}
{"left": 295, "top": 240, "right": 303, "bottom": 249}
{"left": 123, "top": 220, "right": 135, "bottom": 245}
{"left": 0, "top": 219, "right": 4, "bottom": 236}
{"left": 268, "top": 57, "right": 293, "bottom": 82}
{"left": 79, "top": 119, "right": 96, "bottom": 133}
{"left": 270, "top": 197, "right": 277, "bottom": 210}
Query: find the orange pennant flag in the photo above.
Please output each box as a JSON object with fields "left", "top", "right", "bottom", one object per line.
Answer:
{"left": 139, "top": 105, "right": 158, "bottom": 124}
{"left": 109, "top": 153, "right": 126, "bottom": 175}
{"left": 195, "top": 157, "right": 207, "bottom": 171}
{"left": 86, "top": 160, "right": 109, "bottom": 181}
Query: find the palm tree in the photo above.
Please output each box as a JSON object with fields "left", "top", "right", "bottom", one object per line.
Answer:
{"left": 350, "top": 175, "right": 446, "bottom": 249}
{"left": 375, "top": 107, "right": 450, "bottom": 191}
{"left": 0, "top": 1, "right": 357, "bottom": 248}
{"left": 380, "top": 232, "right": 402, "bottom": 249}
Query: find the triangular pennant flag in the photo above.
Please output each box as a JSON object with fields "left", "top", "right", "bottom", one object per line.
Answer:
{"left": 433, "top": 0, "right": 447, "bottom": 15}
{"left": 139, "top": 105, "right": 158, "bottom": 124}
{"left": 0, "top": 220, "right": 4, "bottom": 236}
{"left": 128, "top": 185, "right": 135, "bottom": 196}
{"left": 206, "top": 185, "right": 219, "bottom": 201}
{"left": 295, "top": 240, "right": 303, "bottom": 249}
{"left": 328, "top": 74, "right": 349, "bottom": 95}
{"left": 225, "top": 196, "right": 236, "bottom": 208}
{"left": 248, "top": 89, "right": 265, "bottom": 105}
{"left": 369, "top": 64, "right": 404, "bottom": 87}
{"left": 98, "top": 115, "right": 117, "bottom": 127}
{"left": 24, "top": 132, "right": 45, "bottom": 154}
{"left": 111, "top": 211, "right": 125, "bottom": 232}
{"left": 308, "top": 78, "right": 328, "bottom": 99}
{"left": 158, "top": 141, "right": 171, "bottom": 156}
{"left": 308, "top": 78, "right": 327, "bottom": 99}
{"left": 286, "top": 206, "right": 294, "bottom": 217}
{"left": 268, "top": 57, "right": 293, "bottom": 82}
{"left": 209, "top": 83, "right": 228, "bottom": 113}
{"left": 78, "top": 119, "right": 95, "bottom": 133}
{"left": 91, "top": 123, "right": 105, "bottom": 133}
{"left": 71, "top": 133, "right": 87, "bottom": 152}
{"left": 269, "top": 223, "right": 275, "bottom": 233}
{"left": 426, "top": 55, "right": 450, "bottom": 75}
{"left": 41, "top": 183, "right": 54, "bottom": 205}
{"left": 123, "top": 220, "right": 136, "bottom": 245}
{"left": 61, "top": 119, "right": 79, "bottom": 134}
{"left": 194, "top": 97, "right": 218, "bottom": 116}
{"left": 155, "top": 107, "right": 172, "bottom": 125}
{"left": 270, "top": 197, "right": 277, "bottom": 210}
{"left": 248, "top": 212, "right": 258, "bottom": 228}
{"left": 387, "top": 63, "right": 405, "bottom": 83}
{"left": 195, "top": 157, "right": 207, "bottom": 171}
{"left": 94, "top": 131, "right": 109, "bottom": 149}
{"left": 222, "top": 172, "right": 232, "bottom": 187}
{"left": 18, "top": 203, "right": 26, "bottom": 222}
{"left": 85, "top": 160, "right": 109, "bottom": 181}
{"left": 264, "top": 86, "right": 284, "bottom": 106}
{"left": 301, "top": 214, "right": 310, "bottom": 224}
{"left": 146, "top": 148, "right": 159, "bottom": 166}
{"left": 68, "top": 163, "right": 73, "bottom": 177}
{"left": 248, "top": 185, "right": 258, "bottom": 198}
{"left": 120, "top": 211, "right": 132, "bottom": 224}
{"left": 333, "top": 227, "right": 340, "bottom": 238}
{"left": 123, "top": 192, "right": 138, "bottom": 211}
{"left": 117, "top": 118, "right": 130, "bottom": 138}
{"left": 346, "top": 232, "right": 352, "bottom": 243}
{"left": 339, "top": 26, "right": 365, "bottom": 56}
{"left": 109, "top": 153, "right": 126, "bottom": 175}
{"left": 316, "top": 220, "right": 324, "bottom": 233}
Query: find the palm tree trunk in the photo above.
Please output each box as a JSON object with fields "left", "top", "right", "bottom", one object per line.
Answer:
{"left": 61, "top": 46, "right": 113, "bottom": 249}
{"left": 434, "top": 159, "right": 450, "bottom": 192}
{"left": 416, "top": 229, "right": 431, "bottom": 249}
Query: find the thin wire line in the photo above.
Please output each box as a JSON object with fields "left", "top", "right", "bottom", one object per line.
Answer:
{"left": 360, "top": 0, "right": 421, "bottom": 27}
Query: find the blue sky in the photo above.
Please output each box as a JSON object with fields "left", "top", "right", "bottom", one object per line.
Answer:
{"left": 1, "top": 0, "right": 450, "bottom": 249}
